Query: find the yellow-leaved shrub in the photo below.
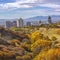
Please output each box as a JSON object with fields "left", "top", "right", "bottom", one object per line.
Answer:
{"left": 30, "top": 30, "right": 43, "bottom": 43}
{"left": 33, "top": 48, "right": 60, "bottom": 60}
{"left": 31, "top": 39, "right": 52, "bottom": 55}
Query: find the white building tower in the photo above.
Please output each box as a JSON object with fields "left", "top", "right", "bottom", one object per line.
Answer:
{"left": 17, "top": 18, "right": 24, "bottom": 27}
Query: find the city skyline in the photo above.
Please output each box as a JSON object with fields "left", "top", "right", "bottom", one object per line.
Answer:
{"left": 0, "top": 0, "right": 60, "bottom": 19}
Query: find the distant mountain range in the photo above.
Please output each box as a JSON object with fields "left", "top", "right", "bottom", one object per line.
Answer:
{"left": 0, "top": 15, "right": 60, "bottom": 25}
{"left": 25, "top": 15, "right": 60, "bottom": 23}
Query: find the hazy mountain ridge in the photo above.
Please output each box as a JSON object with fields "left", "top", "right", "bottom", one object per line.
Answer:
{"left": 0, "top": 15, "right": 60, "bottom": 25}
{"left": 25, "top": 15, "right": 60, "bottom": 22}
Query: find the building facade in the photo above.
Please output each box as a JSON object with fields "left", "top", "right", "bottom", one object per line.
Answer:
{"left": 48, "top": 16, "right": 52, "bottom": 24}
{"left": 13, "top": 21, "right": 17, "bottom": 27}
{"left": 26, "top": 22, "right": 31, "bottom": 26}
{"left": 17, "top": 18, "right": 24, "bottom": 27}
{"left": 5, "top": 21, "right": 12, "bottom": 28}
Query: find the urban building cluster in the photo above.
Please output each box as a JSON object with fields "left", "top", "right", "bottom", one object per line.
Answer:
{"left": 1, "top": 16, "right": 52, "bottom": 28}
{"left": 5, "top": 18, "right": 24, "bottom": 28}
{"left": 5, "top": 19, "right": 41, "bottom": 28}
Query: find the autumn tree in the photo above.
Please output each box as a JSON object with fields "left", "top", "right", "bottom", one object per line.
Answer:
{"left": 30, "top": 30, "right": 43, "bottom": 43}
{"left": 31, "top": 39, "right": 52, "bottom": 56}
{"left": 16, "top": 56, "right": 23, "bottom": 60}
{"left": 22, "top": 54, "right": 32, "bottom": 60}
{"left": 46, "top": 48, "right": 60, "bottom": 60}
{"left": 10, "top": 39, "right": 21, "bottom": 46}
{"left": 21, "top": 42, "right": 31, "bottom": 52}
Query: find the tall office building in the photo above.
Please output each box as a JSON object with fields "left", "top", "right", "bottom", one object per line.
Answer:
{"left": 17, "top": 18, "right": 24, "bottom": 27}
{"left": 48, "top": 16, "right": 52, "bottom": 24}
{"left": 13, "top": 21, "right": 17, "bottom": 27}
{"left": 5, "top": 21, "right": 12, "bottom": 28}
{"left": 27, "top": 22, "right": 31, "bottom": 26}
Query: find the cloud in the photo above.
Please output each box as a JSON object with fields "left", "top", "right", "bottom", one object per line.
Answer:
{"left": 0, "top": 0, "right": 60, "bottom": 19}
{"left": 39, "top": 0, "right": 60, "bottom": 3}
{"left": 0, "top": 0, "right": 60, "bottom": 12}
{"left": 0, "top": 0, "right": 37, "bottom": 10}
{"left": 0, "top": 0, "right": 39, "bottom": 10}
{"left": 40, "top": 3, "right": 60, "bottom": 9}
{"left": 0, "top": 1, "right": 32, "bottom": 10}
{"left": 16, "top": 0, "right": 60, "bottom": 4}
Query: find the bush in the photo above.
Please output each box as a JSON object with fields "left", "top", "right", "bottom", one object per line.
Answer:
{"left": 46, "top": 48, "right": 60, "bottom": 60}
{"left": 22, "top": 55, "right": 31, "bottom": 60}
{"left": 16, "top": 56, "right": 23, "bottom": 60}
{"left": 33, "top": 48, "right": 60, "bottom": 60}
{"left": 10, "top": 39, "right": 21, "bottom": 46}
{"left": 31, "top": 39, "right": 52, "bottom": 55}
{"left": 30, "top": 30, "right": 43, "bottom": 43}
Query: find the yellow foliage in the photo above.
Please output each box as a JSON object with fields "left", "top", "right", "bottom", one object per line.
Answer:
{"left": 56, "top": 29, "right": 60, "bottom": 35}
{"left": 26, "top": 34, "right": 31, "bottom": 38}
{"left": 46, "top": 48, "right": 60, "bottom": 60}
{"left": 30, "top": 30, "right": 42, "bottom": 43}
{"left": 21, "top": 42, "right": 31, "bottom": 50}
{"left": 16, "top": 56, "right": 23, "bottom": 60}
{"left": 31, "top": 39, "right": 52, "bottom": 55}
{"left": 33, "top": 51, "right": 47, "bottom": 60}
{"left": 0, "top": 51, "right": 3, "bottom": 56}
{"left": 10, "top": 39, "right": 20, "bottom": 46}
{"left": 23, "top": 55, "right": 31, "bottom": 60}
{"left": 33, "top": 48, "right": 60, "bottom": 60}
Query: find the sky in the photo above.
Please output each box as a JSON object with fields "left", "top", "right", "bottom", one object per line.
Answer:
{"left": 0, "top": 0, "right": 60, "bottom": 19}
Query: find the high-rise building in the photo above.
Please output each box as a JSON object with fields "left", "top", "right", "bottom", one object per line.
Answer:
{"left": 5, "top": 21, "right": 12, "bottom": 28}
{"left": 13, "top": 21, "right": 17, "bottom": 27}
{"left": 17, "top": 18, "right": 24, "bottom": 27}
{"left": 32, "top": 21, "right": 40, "bottom": 26}
{"left": 48, "top": 16, "right": 52, "bottom": 24}
{"left": 27, "top": 22, "right": 31, "bottom": 26}
{"left": 39, "top": 20, "right": 42, "bottom": 25}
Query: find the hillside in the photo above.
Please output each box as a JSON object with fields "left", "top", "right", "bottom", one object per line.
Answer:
{"left": 0, "top": 27, "right": 60, "bottom": 60}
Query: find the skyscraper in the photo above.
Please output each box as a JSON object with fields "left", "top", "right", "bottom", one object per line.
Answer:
{"left": 48, "top": 16, "right": 52, "bottom": 24}
{"left": 13, "top": 21, "right": 17, "bottom": 27}
{"left": 27, "top": 22, "right": 31, "bottom": 26}
{"left": 5, "top": 21, "right": 12, "bottom": 28}
{"left": 17, "top": 18, "right": 24, "bottom": 27}
{"left": 39, "top": 20, "right": 42, "bottom": 25}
